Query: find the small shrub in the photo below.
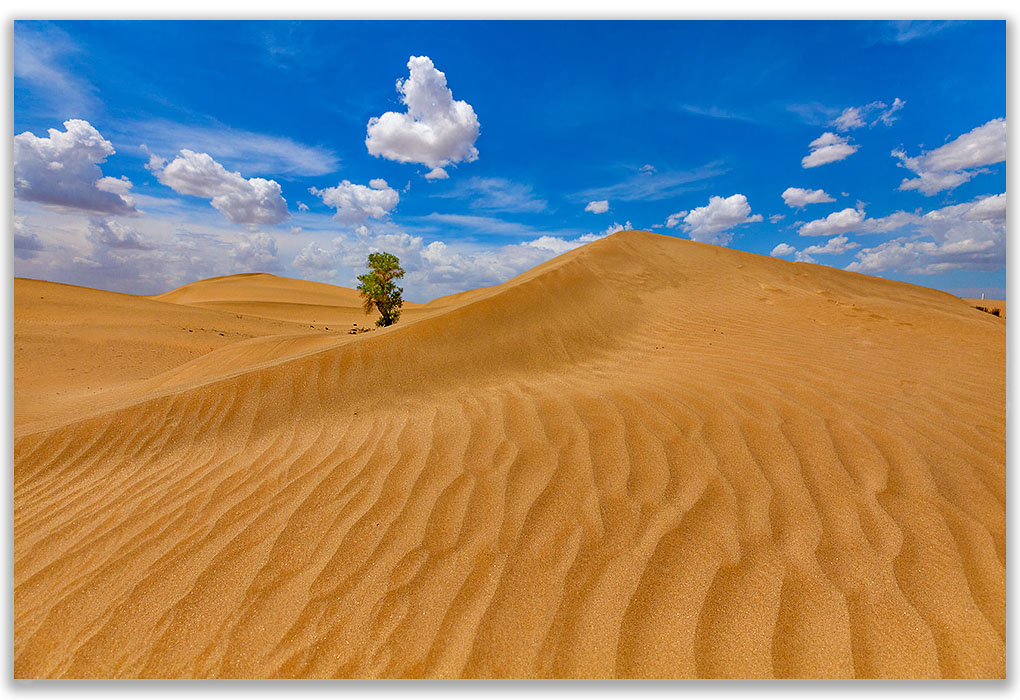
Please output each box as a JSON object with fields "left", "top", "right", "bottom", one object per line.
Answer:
{"left": 974, "top": 305, "right": 1003, "bottom": 317}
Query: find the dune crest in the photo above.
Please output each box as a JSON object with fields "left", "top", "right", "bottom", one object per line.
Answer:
{"left": 14, "top": 230, "right": 1005, "bottom": 678}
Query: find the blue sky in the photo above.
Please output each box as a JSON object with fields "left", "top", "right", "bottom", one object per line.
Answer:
{"left": 13, "top": 20, "right": 1006, "bottom": 301}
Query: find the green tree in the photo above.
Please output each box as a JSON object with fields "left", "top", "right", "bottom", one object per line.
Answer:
{"left": 357, "top": 252, "right": 405, "bottom": 327}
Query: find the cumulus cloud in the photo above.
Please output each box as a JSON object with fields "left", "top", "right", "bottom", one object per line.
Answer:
{"left": 309, "top": 179, "right": 399, "bottom": 224}
{"left": 770, "top": 243, "right": 796, "bottom": 257}
{"left": 425, "top": 167, "right": 450, "bottom": 180}
{"left": 802, "top": 132, "right": 859, "bottom": 168}
{"left": 14, "top": 119, "right": 136, "bottom": 215}
{"left": 782, "top": 187, "right": 835, "bottom": 208}
{"left": 152, "top": 149, "right": 289, "bottom": 225}
{"left": 798, "top": 207, "right": 866, "bottom": 237}
{"left": 365, "top": 55, "right": 480, "bottom": 172}
{"left": 297, "top": 201, "right": 310, "bottom": 212}
{"left": 681, "top": 194, "right": 762, "bottom": 245}
{"left": 893, "top": 118, "right": 1006, "bottom": 195}
{"left": 847, "top": 193, "right": 1005, "bottom": 275}
{"left": 861, "top": 210, "right": 923, "bottom": 234}
{"left": 232, "top": 232, "right": 281, "bottom": 271}
{"left": 585, "top": 200, "right": 610, "bottom": 214}
{"left": 797, "top": 235, "right": 859, "bottom": 260}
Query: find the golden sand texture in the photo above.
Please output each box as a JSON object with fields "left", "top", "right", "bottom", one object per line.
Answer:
{"left": 13, "top": 230, "right": 1005, "bottom": 678}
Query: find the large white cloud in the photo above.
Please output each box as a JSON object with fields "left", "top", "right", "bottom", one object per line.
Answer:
{"left": 798, "top": 207, "right": 866, "bottom": 237}
{"left": 681, "top": 194, "right": 762, "bottom": 245}
{"left": 782, "top": 187, "right": 835, "bottom": 208}
{"left": 152, "top": 149, "right": 289, "bottom": 225}
{"left": 309, "top": 179, "right": 399, "bottom": 224}
{"left": 847, "top": 193, "right": 1005, "bottom": 275}
{"left": 770, "top": 243, "right": 796, "bottom": 257}
{"left": 801, "top": 132, "right": 859, "bottom": 168}
{"left": 893, "top": 118, "right": 1006, "bottom": 195}
{"left": 365, "top": 55, "right": 480, "bottom": 172}
{"left": 14, "top": 119, "right": 136, "bottom": 214}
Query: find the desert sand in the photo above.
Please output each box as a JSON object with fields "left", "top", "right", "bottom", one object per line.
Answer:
{"left": 13, "top": 230, "right": 1005, "bottom": 678}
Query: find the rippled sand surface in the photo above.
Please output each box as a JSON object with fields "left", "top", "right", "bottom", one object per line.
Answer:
{"left": 14, "top": 230, "right": 1005, "bottom": 678}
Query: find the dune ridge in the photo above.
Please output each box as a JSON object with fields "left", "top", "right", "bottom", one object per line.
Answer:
{"left": 13, "top": 230, "right": 1005, "bottom": 678}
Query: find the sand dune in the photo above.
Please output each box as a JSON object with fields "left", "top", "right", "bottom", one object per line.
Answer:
{"left": 13, "top": 231, "right": 1005, "bottom": 678}
{"left": 152, "top": 272, "right": 428, "bottom": 327}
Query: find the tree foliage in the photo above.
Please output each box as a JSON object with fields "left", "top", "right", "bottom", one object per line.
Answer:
{"left": 357, "top": 251, "right": 405, "bottom": 327}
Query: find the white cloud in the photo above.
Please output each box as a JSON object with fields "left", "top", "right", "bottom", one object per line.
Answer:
{"left": 770, "top": 243, "right": 796, "bottom": 257}
{"left": 577, "top": 162, "right": 726, "bottom": 202}
{"left": 292, "top": 241, "right": 339, "bottom": 277}
{"left": 802, "top": 132, "right": 859, "bottom": 168}
{"left": 425, "top": 167, "right": 450, "bottom": 180}
{"left": 861, "top": 210, "right": 922, "bottom": 234}
{"left": 433, "top": 177, "right": 547, "bottom": 213}
{"left": 881, "top": 21, "right": 957, "bottom": 43}
{"left": 416, "top": 213, "right": 570, "bottom": 239}
{"left": 14, "top": 119, "right": 137, "bottom": 215}
{"left": 14, "top": 24, "right": 99, "bottom": 119}
{"left": 832, "top": 106, "right": 867, "bottom": 132}
{"left": 798, "top": 235, "right": 859, "bottom": 258}
{"left": 365, "top": 55, "right": 480, "bottom": 171}
{"left": 87, "top": 218, "right": 152, "bottom": 250}
{"left": 782, "top": 187, "right": 835, "bottom": 208}
{"left": 309, "top": 179, "right": 399, "bottom": 224}
{"left": 297, "top": 201, "right": 310, "bottom": 212}
{"left": 640, "top": 164, "right": 656, "bottom": 174}
{"left": 847, "top": 193, "right": 1005, "bottom": 275}
{"left": 665, "top": 211, "right": 688, "bottom": 229}
{"left": 231, "top": 232, "right": 281, "bottom": 271}
{"left": 769, "top": 213, "right": 786, "bottom": 224}
{"left": 127, "top": 119, "right": 339, "bottom": 177}
{"left": 832, "top": 98, "right": 906, "bottom": 131}
{"left": 681, "top": 194, "right": 763, "bottom": 245}
{"left": 521, "top": 233, "right": 602, "bottom": 256}
{"left": 876, "top": 98, "right": 907, "bottom": 126}
{"left": 798, "top": 207, "right": 866, "bottom": 237}
{"left": 585, "top": 200, "right": 609, "bottom": 214}
{"left": 152, "top": 149, "right": 289, "bottom": 225}
{"left": 893, "top": 118, "right": 1006, "bottom": 195}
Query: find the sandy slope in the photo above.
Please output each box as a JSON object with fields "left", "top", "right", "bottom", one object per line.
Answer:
{"left": 13, "top": 231, "right": 1005, "bottom": 678}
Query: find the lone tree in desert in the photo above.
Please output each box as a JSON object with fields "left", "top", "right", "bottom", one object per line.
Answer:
{"left": 357, "top": 252, "right": 405, "bottom": 327}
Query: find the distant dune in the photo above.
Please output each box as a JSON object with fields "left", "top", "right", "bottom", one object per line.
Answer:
{"left": 13, "top": 230, "right": 1005, "bottom": 678}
